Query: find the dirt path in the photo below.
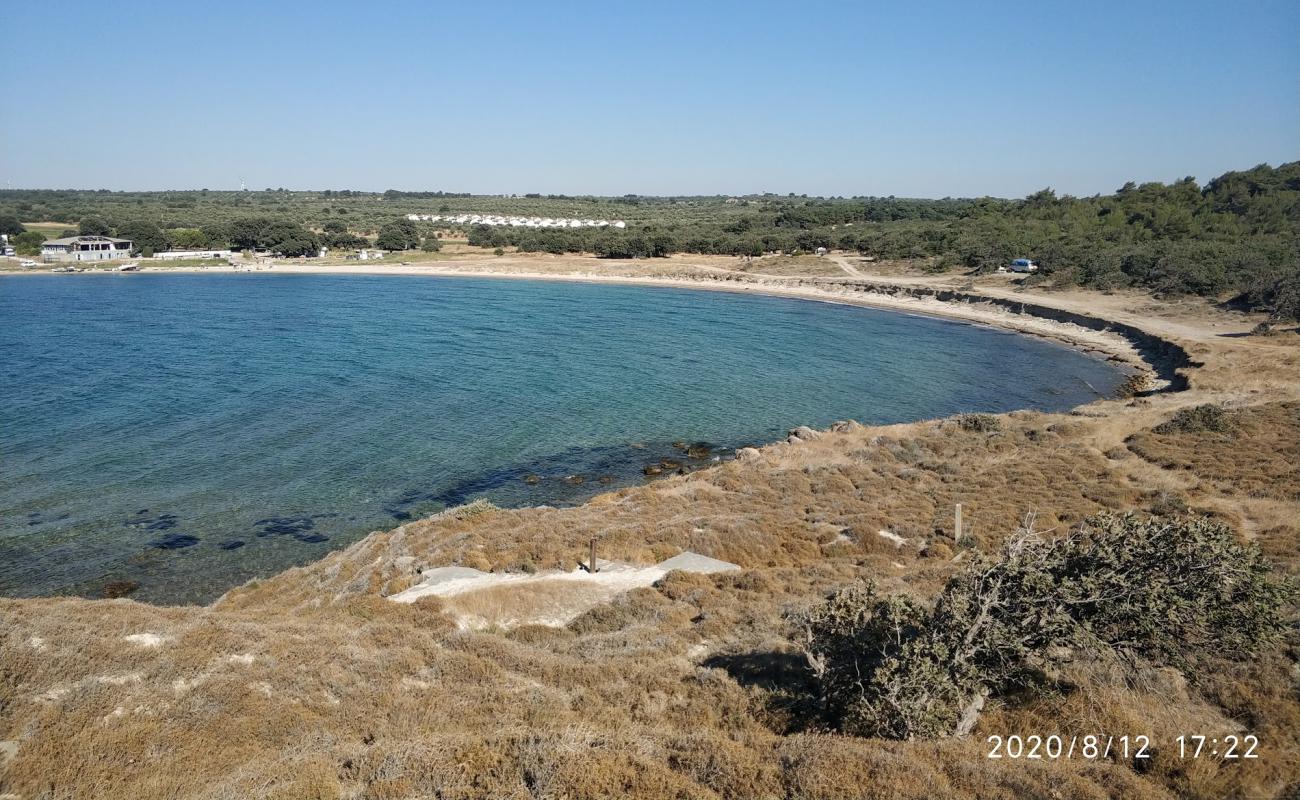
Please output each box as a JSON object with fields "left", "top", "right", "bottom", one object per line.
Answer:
{"left": 829, "top": 253, "right": 868, "bottom": 277}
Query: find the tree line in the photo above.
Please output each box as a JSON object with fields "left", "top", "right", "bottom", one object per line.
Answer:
{"left": 2, "top": 162, "right": 1295, "bottom": 317}
{"left": 0, "top": 214, "right": 436, "bottom": 258}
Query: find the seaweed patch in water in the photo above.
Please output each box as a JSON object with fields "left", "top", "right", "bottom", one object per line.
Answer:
{"left": 254, "top": 515, "right": 331, "bottom": 543}
{"left": 126, "top": 511, "right": 180, "bottom": 531}
{"left": 218, "top": 540, "right": 246, "bottom": 551}
{"left": 151, "top": 533, "right": 199, "bottom": 550}
{"left": 255, "top": 516, "right": 315, "bottom": 537}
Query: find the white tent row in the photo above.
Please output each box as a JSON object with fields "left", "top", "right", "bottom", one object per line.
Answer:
{"left": 406, "top": 213, "right": 626, "bottom": 229}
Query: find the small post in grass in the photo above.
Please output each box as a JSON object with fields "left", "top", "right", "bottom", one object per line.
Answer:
{"left": 955, "top": 503, "right": 964, "bottom": 544}
{"left": 589, "top": 538, "right": 598, "bottom": 573}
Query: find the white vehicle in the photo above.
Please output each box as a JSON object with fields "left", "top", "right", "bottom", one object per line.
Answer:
{"left": 18, "top": 259, "right": 38, "bottom": 268}
{"left": 1009, "top": 258, "right": 1039, "bottom": 273}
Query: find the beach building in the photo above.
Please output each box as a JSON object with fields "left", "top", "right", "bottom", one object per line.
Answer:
{"left": 41, "top": 235, "right": 133, "bottom": 263}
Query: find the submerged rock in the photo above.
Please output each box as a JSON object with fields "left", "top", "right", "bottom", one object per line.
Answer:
{"left": 642, "top": 464, "right": 663, "bottom": 476}
{"left": 102, "top": 580, "right": 140, "bottom": 599}
{"left": 686, "top": 443, "right": 713, "bottom": 459}
{"left": 522, "top": 473, "right": 541, "bottom": 485}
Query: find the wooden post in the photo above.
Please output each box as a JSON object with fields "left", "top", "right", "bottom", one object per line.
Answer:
{"left": 589, "top": 538, "right": 598, "bottom": 573}
{"left": 954, "top": 503, "right": 963, "bottom": 544}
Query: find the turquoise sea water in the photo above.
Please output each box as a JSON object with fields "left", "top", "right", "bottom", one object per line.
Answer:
{"left": 1, "top": 273, "right": 1126, "bottom": 604}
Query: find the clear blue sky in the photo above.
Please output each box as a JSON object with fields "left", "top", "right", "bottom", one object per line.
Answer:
{"left": 1, "top": 0, "right": 1296, "bottom": 197}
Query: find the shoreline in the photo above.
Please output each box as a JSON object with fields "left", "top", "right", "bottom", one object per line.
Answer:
{"left": 2, "top": 260, "right": 1163, "bottom": 387}
{"left": 1, "top": 262, "right": 1153, "bottom": 606}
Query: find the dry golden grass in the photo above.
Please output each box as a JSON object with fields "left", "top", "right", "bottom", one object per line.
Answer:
{"left": 733, "top": 255, "right": 847, "bottom": 277}
{"left": 1126, "top": 402, "right": 1300, "bottom": 503}
{"left": 2, "top": 271, "right": 1298, "bottom": 799}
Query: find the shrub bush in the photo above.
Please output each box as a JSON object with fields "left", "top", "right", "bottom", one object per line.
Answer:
{"left": 794, "top": 513, "right": 1296, "bottom": 740}
{"left": 1153, "top": 404, "right": 1230, "bottom": 434}
{"left": 957, "top": 413, "right": 1001, "bottom": 433}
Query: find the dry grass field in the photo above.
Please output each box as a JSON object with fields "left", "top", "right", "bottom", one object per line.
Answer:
{"left": 2, "top": 262, "right": 1298, "bottom": 799}
{"left": 15, "top": 222, "right": 76, "bottom": 241}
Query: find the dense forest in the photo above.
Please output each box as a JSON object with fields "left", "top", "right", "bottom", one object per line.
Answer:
{"left": 2, "top": 162, "right": 1296, "bottom": 317}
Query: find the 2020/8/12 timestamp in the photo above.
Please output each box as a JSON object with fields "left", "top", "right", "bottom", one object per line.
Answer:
{"left": 986, "top": 734, "right": 1260, "bottom": 760}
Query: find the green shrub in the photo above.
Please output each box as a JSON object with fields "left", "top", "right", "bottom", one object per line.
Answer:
{"left": 12, "top": 230, "right": 45, "bottom": 255}
{"left": 957, "top": 413, "right": 1001, "bottom": 433}
{"left": 1153, "top": 404, "right": 1230, "bottom": 434}
{"left": 794, "top": 513, "right": 1296, "bottom": 740}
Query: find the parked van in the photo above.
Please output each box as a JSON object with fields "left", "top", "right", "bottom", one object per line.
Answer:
{"left": 1009, "top": 258, "right": 1038, "bottom": 273}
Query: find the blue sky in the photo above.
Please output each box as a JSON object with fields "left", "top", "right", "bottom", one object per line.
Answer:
{"left": 1, "top": 0, "right": 1296, "bottom": 197}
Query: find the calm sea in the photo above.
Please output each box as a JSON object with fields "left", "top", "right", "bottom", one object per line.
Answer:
{"left": 0, "top": 273, "right": 1126, "bottom": 603}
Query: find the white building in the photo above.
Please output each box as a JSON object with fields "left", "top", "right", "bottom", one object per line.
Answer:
{"left": 41, "top": 235, "right": 133, "bottom": 263}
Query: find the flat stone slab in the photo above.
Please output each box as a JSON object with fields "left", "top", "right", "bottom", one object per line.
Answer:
{"left": 655, "top": 551, "right": 741, "bottom": 573}
{"left": 415, "top": 566, "right": 489, "bottom": 586}
{"left": 387, "top": 552, "right": 740, "bottom": 617}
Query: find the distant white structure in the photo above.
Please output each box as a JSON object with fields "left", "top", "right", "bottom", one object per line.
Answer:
{"left": 154, "top": 249, "right": 233, "bottom": 260}
{"left": 358, "top": 249, "right": 384, "bottom": 261}
{"left": 406, "top": 213, "right": 626, "bottom": 229}
{"left": 1, "top": 234, "right": 13, "bottom": 257}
